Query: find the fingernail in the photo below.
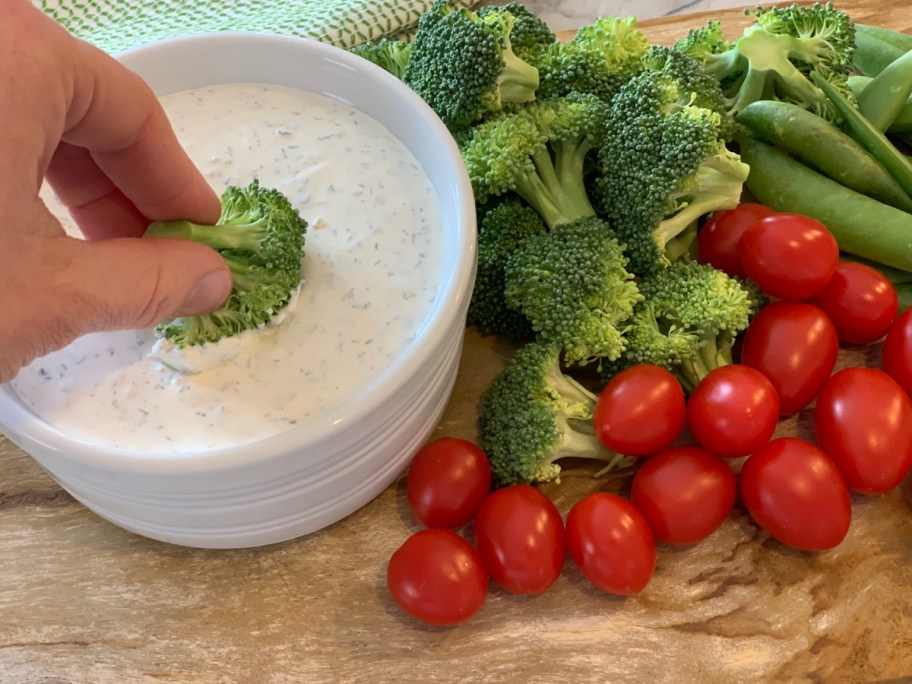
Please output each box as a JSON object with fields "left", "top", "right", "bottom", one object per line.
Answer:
{"left": 177, "top": 270, "right": 232, "bottom": 316}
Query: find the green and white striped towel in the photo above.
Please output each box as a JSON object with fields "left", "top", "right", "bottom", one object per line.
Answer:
{"left": 35, "top": 0, "right": 474, "bottom": 54}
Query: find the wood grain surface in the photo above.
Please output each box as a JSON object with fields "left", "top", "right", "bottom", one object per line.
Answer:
{"left": 3, "top": 3, "right": 912, "bottom": 682}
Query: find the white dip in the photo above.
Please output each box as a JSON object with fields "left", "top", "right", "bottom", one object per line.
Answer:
{"left": 12, "top": 83, "right": 445, "bottom": 451}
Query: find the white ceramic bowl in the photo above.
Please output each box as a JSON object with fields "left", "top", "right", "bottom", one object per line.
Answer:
{"left": 0, "top": 33, "right": 476, "bottom": 548}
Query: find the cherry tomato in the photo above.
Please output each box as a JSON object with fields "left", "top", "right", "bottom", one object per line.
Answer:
{"left": 883, "top": 307, "right": 912, "bottom": 397}
{"left": 740, "top": 437, "right": 851, "bottom": 551}
{"left": 386, "top": 529, "right": 487, "bottom": 626}
{"left": 473, "top": 485, "right": 565, "bottom": 595}
{"left": 740, "top": 301, "right": 839, "bottom": 415}
{"left": 595, "top": 364, "right": 686, "bottom": 456}
{"left": 687, "top": 365, "right": 779, "bottom": 458}
{"left": 565, "top": 493, "right": 656, "bottom": 595}
{"left": 814, "top": 367, "right": 912, "bottom": 494}
{"left": 809, "top": 262, "right": 898, "bottom": 345}
{"left": 631, "top": 446, "right": 736, "bottom": 545}
{"left": 406, "top": 437, "right": 491, "bottom": 528}
{"left": 739, "top": 213, "right": 839, "bottom": 301}
{"left": 697, "top": 203, "right": 776, "bottom": 279}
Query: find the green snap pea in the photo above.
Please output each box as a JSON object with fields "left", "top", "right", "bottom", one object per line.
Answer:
{"left": 739, "top": 137, "right": 912, "bottom": 272}
{"left": 856, "top": 24, "right": 912, "bottom": 53}
{"left": 857, "top": 50, "right": 912, "bottom": 132}
{"left": 736, "top": 100, "right": 912, "bottom": 212}
{"left": 849, "top": 75, "right": 912, "bottom": 133}
{"left": 854, "top": 30, "right": 905, "bottom": 77}
{"left": 812, "top": 72, "right": 912, "bottom": 201}
{"left": 896, "top": 283, "right": 912, "bottom": 313}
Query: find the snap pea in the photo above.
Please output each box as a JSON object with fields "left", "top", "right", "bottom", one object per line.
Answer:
{"left": 848, "top": 75, "right": 912, "bottom": 133}
{"left": 896, "top": 283, "right": 912, "bottom": 313}
{"left": 812, "top": 72, "right": 912, "bottom": 201}
{"left": 854, "top": 30, "right": 905, "bottom": 77}
{"left": 739, "top": 137, "right": 912, "bottom": 272}
{"left": 857, "top": 50, "right": 912, "bottom": 132}
{"left": 839, "top": 253, "right": 912, "bottom": 284}
{"left": 736, "top": 100, "right": 912, "bottom": 212}
{"left": 856, "top": 24, "right": 912, "bottom": 53}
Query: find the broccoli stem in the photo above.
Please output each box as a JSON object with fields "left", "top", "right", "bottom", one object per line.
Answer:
{"left": 497, "top": 48, "right": 540, "bottom": 103}
{"left": 147, "top": 218, "right": 266, "bottom": 252}
{"left": 513, "top": 144, "right": 597, "bottom": 230}
{"left": 675, "top": 329, "right": 734, "bottom": 392}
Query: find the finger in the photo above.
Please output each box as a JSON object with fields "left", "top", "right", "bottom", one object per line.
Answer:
{"left": 61, "top": 38, "right": 220, "bottom": 225}
{"left": 45, "top": 142, "right": 151, "bottom": 239}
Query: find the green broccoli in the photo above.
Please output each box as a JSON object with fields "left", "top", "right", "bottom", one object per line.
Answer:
{"left": 536, "top": 16, "right": 649, "bottom": 102}
{"left": 478, "top": 2, "right": 556, "bottom": 64}
{"left": 468, "top": 199, "right": 545, "bottom": 341}
{"left": 404, "top": 0, "right": 540, "bottom": 130}
{"left": 144, "top": 180, "right": 307, "bottom": 347}
{"left": 593, "top": 57, "right": 750, "bottom": 276}
{"left": 480, "top": 341, "right": 633, "bottom": 487}
{"left": 610, "top": 261, "right": 759, "bottom": 392}
{"left": 675, "top": 3, "right": 856, "bottom": 120}
{"left": 349, "top": 38, "right": 413, "bottom": 80}
{"left": 503, "top": 216, "right": 641, "bottom": 367}
{"left": 460, "top": 93, "right": 607, "bottom": 229}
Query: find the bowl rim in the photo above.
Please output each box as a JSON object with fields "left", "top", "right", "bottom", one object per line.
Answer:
{"left": 0, "top": 31, "right": 476, "bottom": 473}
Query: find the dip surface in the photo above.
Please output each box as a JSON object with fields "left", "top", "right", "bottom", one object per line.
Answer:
{"left": 13, "top": 83, "right": 444, "bottom": 451}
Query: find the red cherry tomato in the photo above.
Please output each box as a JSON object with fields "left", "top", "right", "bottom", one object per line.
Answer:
{"left": 814, "top": 367, "right": 912, "bottom": 494}
{"left": 565, "top": 493, "right": 656, "bottom": 595}
{"left": 697, "top": 203, "right": 776, "bottom": 279}
{"left": 687, "top": 365, "right": 780, "bottom": 458}
{"left": 883, "top": 307, "right": 912, "bottom": 397}
{"left": 739, "top": 213, "right": 839, "bottom": 301}
{"left": 406, "top": 437, "right": 492, "bottom": 528}
{"left": 595, "top": 364, "right": 686, "bottom": 456}
{"left": 739, "top": 301, "right": 839, "bottom": 415}
{"left": 386, "top": 529, "right": 488, "bottom": 626}
{"left": 631, "top": 446, "right": 736, "bottom": 545}
{"left": 809, "top": 262, "right": 898, "bottom": 345}
{"left": 740, "top": 437, "right": 851, "bottom": 551}
{"left": 473, "top": 485, "right": 565, "bottom": 595}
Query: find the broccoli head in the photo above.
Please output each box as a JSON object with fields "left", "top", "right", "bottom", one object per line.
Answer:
{"left": 675, "top": 2, "right": 856, "bottom": 120}
{"left": 349, "top": 38, "right": 413, "bottom": 80}
{"left": 537, "top": 16, "right": 649, "bottom": 102}
{"left": 593, "top": 61, "right": 750, "bottom": 276}
{"left": 460, "top": 93, "right": 607, "bottom": 229}
{"left": 404, "top": 0, "right": 540, "bottom": 130}
{"left": 145, "top": 180, "right": 307, "bottom": 347}
{"left": 479, "top": 341, "right": 633, "bottom": 487}
{"left": 612, "top": 261, "right": 758, "bottom": 392}
{"left": 478, "top": 2, "right": 556, "bottom": 64}
{"left": 503, "top": 216, "right": 641, "bottom": 367}
{"left": 468, "top": 199, "right": 545, "bottom": 341}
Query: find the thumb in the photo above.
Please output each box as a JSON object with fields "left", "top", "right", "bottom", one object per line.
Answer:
{"left": 63, "top": 234, "right": 232, "bottom": 331}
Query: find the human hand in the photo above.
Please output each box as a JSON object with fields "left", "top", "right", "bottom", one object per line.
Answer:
{"left": 0, "top": 0, "right": 232, "bottom": 382}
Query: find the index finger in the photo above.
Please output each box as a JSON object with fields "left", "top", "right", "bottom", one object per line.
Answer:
{"left": 56, "top": 37, "right": 220, "bottom": 226}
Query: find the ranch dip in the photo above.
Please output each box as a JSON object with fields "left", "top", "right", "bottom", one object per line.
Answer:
{"left": 12, "top": 83, "right": 445, "bottom": 451}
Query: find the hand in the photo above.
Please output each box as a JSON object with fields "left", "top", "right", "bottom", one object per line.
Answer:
{"left": 0, "top": 0, "right": 232, "bottom": 382}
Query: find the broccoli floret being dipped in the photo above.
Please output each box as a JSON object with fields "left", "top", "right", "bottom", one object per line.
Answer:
{"left": 404, "top": 0, "right": 540, "bottom": 130}
{"left": 460, "top": 93, "right": 607, "bottom": 230}
{"left": 610, "top": 261, "right": 759, "bottom": 392}
{"left": 480, "top": 341, "right": 633, "bottom": 487}
{"left": 145, "top": 180, "right": 307, "bottom": 347}
{"left": 504, "top": 216, "right": 641, "bottom": 367}
{"left": 349, "top": 38, "right": 413, "bottom": 80}
{"left": 478, "top": 2, "right": 556, "bottom": 64}
{"left": 593, "top": 57, "right": 750, "bottom": 277}
{"left": 537, "top": 16, "right": 649, "bottom": 102}
{"left": 468, "top": 199, "right": 546, "bottom": 341}
{"left": 675, "top": 3, "right": 855, "bottom": 120}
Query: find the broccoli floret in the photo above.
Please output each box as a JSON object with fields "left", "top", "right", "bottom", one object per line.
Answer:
{"left": 613, "top": 261, "right": 756, "bottom": 392}
{"left": 537, "top": 16, "right": 648, "bottom": 102}
{"left": 349, "top": 38, "right": 413, "bottom": 80}
{"left": 675, "top": 2, "right": 856, "bottom": 120}
{"left": 480, "top": 341, "right": 633, "bottom": 486}
{"left": 460, "top": 93, "right": 606, "bottom": 229}
{"left": 145, "top": 180, "right": 307, "bottom": 347}
{"left": 468, "top": 199, "right": 545, "bottom": 341}
{"left": 404, "top": 0, "right": 540, "bottom": 130}
{"left": 503, "top": 216, "right": 641, "bottom": 367}
{"left": 593, "top": 62, "right": 750, "bottom": 276}
{"left": 478, "top": 2, "right": 556, "bottom": 64}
